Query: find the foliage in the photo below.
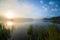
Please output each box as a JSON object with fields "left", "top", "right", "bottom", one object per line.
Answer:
{"left": 27, "top": 25, "right": 34, "bottom": 40}
{"left": 46, "top": 24, "right": 59, "bottom": 40}
{"left": 27, "top": 24, "right": 60, "bottom": 40}
{"left": 0, "top": 24, "right": 10, "bottom": 40}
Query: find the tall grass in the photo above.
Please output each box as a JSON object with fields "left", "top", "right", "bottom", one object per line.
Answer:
{"left": 27, "top": 24, "right": 60, "bottom": 40}
{"left": 0, "top": 24, "right": 10, "bottom": 40}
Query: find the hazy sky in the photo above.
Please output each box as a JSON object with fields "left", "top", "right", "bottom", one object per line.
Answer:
{"left": 0, "top": 0, "right": 60, "bottom": 18}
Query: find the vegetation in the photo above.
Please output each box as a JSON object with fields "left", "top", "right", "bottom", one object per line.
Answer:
{"left": 0, "top": 24, "right": 10, "bottom": 40}
{"left": 27, "top": 24, "right": 60, "bottom": 40}
{"left": 0, "top": 23, "right": 60, "bottom": 40}
{"left": 43, "top": 16, "right": 60, "bottom": 24}
{"left": 27, "top": 25, "right": 34, "bottom": 40}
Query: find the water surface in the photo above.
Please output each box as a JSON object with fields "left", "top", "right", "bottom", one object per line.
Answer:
{"left": 11, "top": 20, "right": 60, "bottom": 40}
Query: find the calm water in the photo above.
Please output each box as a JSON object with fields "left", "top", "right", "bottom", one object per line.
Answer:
{"left": 11, "top": 20, "right": 60, "bottom": 40}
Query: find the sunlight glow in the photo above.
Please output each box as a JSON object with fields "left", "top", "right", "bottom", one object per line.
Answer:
{"left": 6, "top": 21, "right": 13, "bottom": 26}
{"left": 4, "top": 21, "right": 15, "bottom": 29}
{"left": 5, "top": 11, "right": 14, "bottom": 19}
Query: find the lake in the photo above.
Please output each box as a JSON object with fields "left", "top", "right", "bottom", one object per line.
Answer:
{"left": 10, "top": 19, "right": 60, "bottom": 40}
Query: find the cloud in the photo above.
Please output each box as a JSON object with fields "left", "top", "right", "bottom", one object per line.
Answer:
{"left": 0, "top": 0, "right": 40, "bottom": 18}
{"left": 42, "top": 6, "right": 49, "bottom": 12}
{"left": 49, "top": 1, "right": 55, "bottom": 5}
{"left": 51, "top": 8, "right": 59, "bottom": 11}
{"left": 40, "top": 0, "right": 44, "bottom": 4}
{"left": 55, "top": 4, "right": 58, "bottom": 7}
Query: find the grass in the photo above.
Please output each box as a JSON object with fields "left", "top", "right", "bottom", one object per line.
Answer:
{"left": 27, "top": 24, "right": 60, "bottom": 40}
{"left": 0, "top": 23, "right": 60, "bottom": 40}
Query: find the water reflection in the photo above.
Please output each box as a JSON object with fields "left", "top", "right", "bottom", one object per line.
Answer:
{"left": 4, "top": 21, "right": 14, "bottom": 29}
{"left": 6, "top": 21, "right": 13, "bottom": 26}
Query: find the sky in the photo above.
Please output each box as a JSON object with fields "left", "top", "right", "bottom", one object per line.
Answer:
{"left": 0, "top": 0, "right": 60, "bottom": 18}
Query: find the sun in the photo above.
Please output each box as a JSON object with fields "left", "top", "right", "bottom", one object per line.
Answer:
{"left": 5, "top": 11, "right": 14, "bottom": 19}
